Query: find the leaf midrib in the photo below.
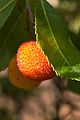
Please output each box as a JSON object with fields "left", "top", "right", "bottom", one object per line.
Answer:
{"left": 41, "top": 0, "right": 70, "bottom": 65}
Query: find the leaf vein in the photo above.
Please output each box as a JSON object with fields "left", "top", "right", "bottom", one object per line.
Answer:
{"left": 0, "top": 0, "right": 15, "bottom": 12}
{"left": 0, "top": 14, "right": 23, "bottom": 53}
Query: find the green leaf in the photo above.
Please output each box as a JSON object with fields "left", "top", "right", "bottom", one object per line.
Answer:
{"left": 68, "top": 79, "right": 80, "bottom": 94}
{"left": 70, "top": 31, "right": 80, "bottom": 51}
{"left": 0, "top": 0, "right": 16, "bottom": 28}
{"left": 35, "top": 0, "right": 80, "bottom": 80}
{"left": 0, "top": 0, "right": 29, "bottom": 71}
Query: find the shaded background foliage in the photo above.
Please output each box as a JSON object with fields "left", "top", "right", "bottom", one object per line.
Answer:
{"left": 0, "top": 0, "right": 80, "bottom": 120}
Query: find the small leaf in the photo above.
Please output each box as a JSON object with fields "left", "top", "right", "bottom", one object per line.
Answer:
{"left": 0, "top": 0, "right": 16, "bottom": 28}
{"left": 35, "top": 0, "right": 80, "bottom": 80}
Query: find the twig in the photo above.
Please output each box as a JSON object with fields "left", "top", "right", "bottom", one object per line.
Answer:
{"left": 53, "top": 77, "right": 68, "bottom": 120}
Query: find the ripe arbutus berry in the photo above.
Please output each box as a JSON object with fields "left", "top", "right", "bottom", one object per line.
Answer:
{"left": 17, "top": 41, "right": 56, "bottom": 81}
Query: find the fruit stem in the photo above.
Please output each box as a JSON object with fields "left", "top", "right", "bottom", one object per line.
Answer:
{"left": 16, "top": 0, "right": 24, "bottom": 14}
{"left": 27, "top": 4, "right": 36, "bottom": 41}
{"left": 16, "top": 0, "right": 36, "bottom": 41}
{"left": 25, "top": 3, "right": 32, "bottom": 40}
{"left": 26, "top": 0, "right": 36, "bottom": 41}
{"left": 26, "top": 0, "right": 35, "bottom": 27}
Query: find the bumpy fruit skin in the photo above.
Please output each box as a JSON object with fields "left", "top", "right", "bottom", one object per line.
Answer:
{"left": 17, "top": 41, "right": 56, "bottom": 81}
{"left": 8, "top": 55, "right": 41, "bottom": 90}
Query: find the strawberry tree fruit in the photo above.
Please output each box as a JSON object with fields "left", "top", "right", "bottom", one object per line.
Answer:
{"left": 17, "top": 41, "right": 56, "bottom": 81}
{"left": 8, "top": 55, "right": 41, "bottom": 90}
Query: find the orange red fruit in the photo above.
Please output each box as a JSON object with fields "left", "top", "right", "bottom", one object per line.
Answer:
{"left": 17, "top": 41, "right": 56, "bottom": 81}
{"left": 8, "top": 55, "right": 41, "bottom": 90}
